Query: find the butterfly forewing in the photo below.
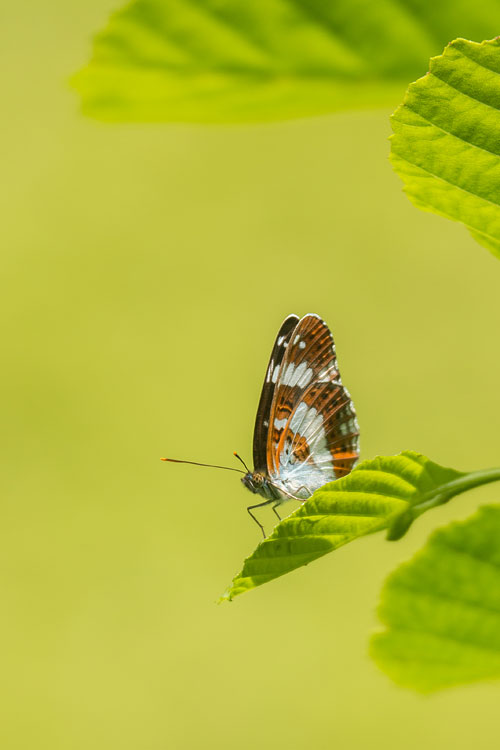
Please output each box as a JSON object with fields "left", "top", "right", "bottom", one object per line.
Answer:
{"left": 252, "top": 314, "right": 299, "bottom": 473}
{"left": 266, "top": 314, "right": 359, "bottom": 498}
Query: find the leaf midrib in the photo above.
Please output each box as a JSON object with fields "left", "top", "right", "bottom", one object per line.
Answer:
{"left": 84, "top": 60, "right": 402, "bottom": 83}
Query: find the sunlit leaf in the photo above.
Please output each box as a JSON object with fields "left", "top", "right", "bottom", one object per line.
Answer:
{"left": 222, "top": 452, "right": 464, "bottom": 601}
{"left": 72, "top": 1, "right": 500, "bottom": 122}
{"left": 391, "top": 37, "right": 500, "bottom": 260}
{"left": 220, "top": 453, "right": 500, "bottom": 601}
{"left": 371, "top": 506, "right": 500, "bottom": 692}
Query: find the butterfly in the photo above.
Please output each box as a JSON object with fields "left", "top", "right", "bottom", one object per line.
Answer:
{"left": 162, "top": 314, "right": 360, "bottom": 537}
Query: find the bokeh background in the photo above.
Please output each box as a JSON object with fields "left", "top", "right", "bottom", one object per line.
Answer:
{"left": 2, "top": 2, "right": 500, "bottom": 748}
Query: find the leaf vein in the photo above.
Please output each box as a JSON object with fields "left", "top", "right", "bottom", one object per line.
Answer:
{"left": 451, "top": 44, "right": 500, "bottom": 77}
{"left": 391, "top": 151, "right": 500, "bottom": 210}
{"left": 403, "top": 103, "right": 500, "bottom": 158}
{"left": 296, "top": 511, "right": 391, "bottom": 520}
{"left": 182, "top": 0, "right": 273, "bottom": 64}
{"left": 429, "top": 71, "right": 500, "bottom": 114}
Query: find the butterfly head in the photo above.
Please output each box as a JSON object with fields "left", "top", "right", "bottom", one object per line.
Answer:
{"left": 241, "top": 471, "right": 266, "bottom": 494}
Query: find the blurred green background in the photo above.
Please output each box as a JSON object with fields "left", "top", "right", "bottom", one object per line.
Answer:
{"left": 2, "top": 2, "right": 500, "bottom": 748}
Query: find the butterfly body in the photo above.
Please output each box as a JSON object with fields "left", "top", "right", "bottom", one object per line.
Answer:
{"left": 241, "top": 472, "right": 281, "bottom": 500}
{"left": 244, "top": 313, "right": 360, "bottom": 533}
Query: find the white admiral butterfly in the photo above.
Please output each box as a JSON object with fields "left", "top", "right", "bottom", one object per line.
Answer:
{"left": 163, "top": 314, "right": 360, "bottom": 537}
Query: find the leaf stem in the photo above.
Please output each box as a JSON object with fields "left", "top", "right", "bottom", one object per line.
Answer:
{"left": 413, "top": 466, "right": 500, "bottom": 516}
{"left": 387, "top": 466, "right": 500, "bottom": 541}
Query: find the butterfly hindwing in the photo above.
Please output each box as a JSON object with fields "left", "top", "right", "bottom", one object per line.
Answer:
{"left": 266, "top": 314, "right": 359, "bottom": 498}
{"left": 252, "top": 314, "right": 299, "bottom": 473}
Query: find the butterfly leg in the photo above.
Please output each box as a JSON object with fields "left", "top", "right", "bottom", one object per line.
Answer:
{"left": 247, "top": 499, "right": 274, "bottom": 539}
{"left": 271, "top": 502, "right": 282, "bottom": 522}
{"left": 268, "top": 482, "right": 312, "bottom": 503}
{"left": 295, "top": 486, "right": 313, "bottom": 499}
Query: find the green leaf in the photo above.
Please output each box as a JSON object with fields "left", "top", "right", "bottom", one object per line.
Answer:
{"left": 72, "top": 1, "right": 500, "bottom": 122}
{"left": 221, "top": 454, "right": 500, "bottom": 601}
{"left": 220, "top": 452, "right": 500, "bottom": 602}
{"left": 391, "top": 37, "right": 500, "bottom": 260}
{"left": 371, "top": 506, "right": 500, "bottom": 692}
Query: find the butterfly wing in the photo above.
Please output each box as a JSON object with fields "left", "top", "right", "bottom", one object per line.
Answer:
{"left": 252, "top": 314, "right": 299, "bottom": 473}
{"left": 266, "top": 314, "right": 359, "bottom": 499}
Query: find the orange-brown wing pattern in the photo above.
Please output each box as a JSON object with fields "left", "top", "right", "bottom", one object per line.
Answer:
{"left": 266, "top": 314, "right": 359, "bottom": 498}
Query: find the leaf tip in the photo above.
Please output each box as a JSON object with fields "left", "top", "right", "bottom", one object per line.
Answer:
{"left": 217, "top": 588, "right": 234, "bottom": 604}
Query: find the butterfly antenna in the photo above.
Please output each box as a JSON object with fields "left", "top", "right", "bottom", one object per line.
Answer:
{"left": 160, "top": 457, "right": 245, "bottom": 474}
{"left": 233, "top": 452, "right": 251, "bottom": 473}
